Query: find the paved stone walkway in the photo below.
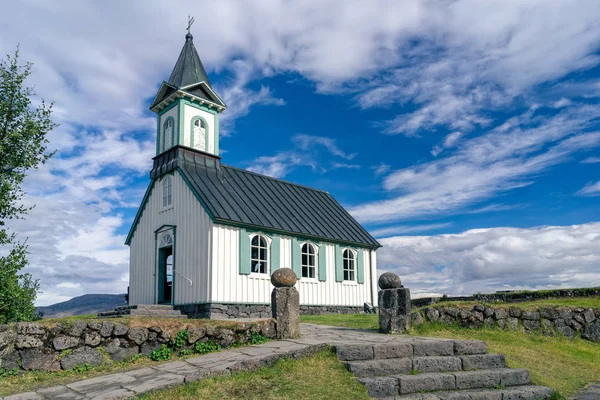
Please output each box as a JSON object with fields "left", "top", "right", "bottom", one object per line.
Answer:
{"left": 3, "top": 324, "right": 452, "bottom": 400}
{"left": 571, "top": 382, "right": 600, "bottom": 400}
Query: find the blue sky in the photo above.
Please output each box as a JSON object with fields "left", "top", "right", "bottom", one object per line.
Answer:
{"left": 1, "top": 1, "right": 599, "bottom": 305}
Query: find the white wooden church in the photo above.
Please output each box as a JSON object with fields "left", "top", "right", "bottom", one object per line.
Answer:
{"left": 126, "top": 30, "right": 381, "bottom": 318}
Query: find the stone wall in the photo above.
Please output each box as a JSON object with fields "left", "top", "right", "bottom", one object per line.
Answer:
{"left": 415, "top": 287, "right": 600, "bottom": 307}
{"left": 0, "top": 319, "right": 275, "bottom": 372}
{"left": 412, "top": 304, "right": 600, "bottom": 342}
{"left": 177, "top": 303, "right": 272, "bottom": 319}
{"left": 177, "top": 303, "right": 364, "bottom": 318}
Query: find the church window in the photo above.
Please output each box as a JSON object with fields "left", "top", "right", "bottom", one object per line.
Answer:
{"left": 162, "top": 176, "right": 172, "bottom": 208}
{"left": 301, "top": 243, "right": 316, "bottom": 279}
{"left": 343, "top": 249, "right": 355, "bottom": 281}
{"left": 250, "top": 234, "right": 269, "bottom": 274}
{"left": 163, "top": 118, "right": 174, "bottom": 151}
{"left": 159, "top": 232, "right": 173, "bottom": 247}
{"left": 191, "top": 118, "right": 207, "bottom": 151}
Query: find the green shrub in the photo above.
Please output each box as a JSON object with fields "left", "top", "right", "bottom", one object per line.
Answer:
{"left": 251, "top": 331, "right": 267, "bottom": 345}
{"left": 179, "top": 349, "right": 194, "bottom": 357}
{"left": 194, "top": 339, "right": 220, "bottom": 355}
{"left": 169, "top": 329, "right": 189, "bottom": 349}
{"left": 0, "top": 368, "right": 19, "bottom": 378}
{"left": 72, "top": 363, "right": 92, "bottom": 373}
{"left": 149, "top": 345, "right": 173, "bottom": 361}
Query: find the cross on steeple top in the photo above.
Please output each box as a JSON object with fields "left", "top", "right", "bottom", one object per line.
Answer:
{"left": 187, "top": 15, "right": 195, "bottom": 36}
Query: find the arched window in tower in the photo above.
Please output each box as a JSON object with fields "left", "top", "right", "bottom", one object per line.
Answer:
{"left": 162, "top": 176, "right": 172, "bottom": 208}
{"left": 192, "top": 118, "right": 207, "bottom": 151}
{"left": 163, "top": 118, "right": 174, "bottom": 151}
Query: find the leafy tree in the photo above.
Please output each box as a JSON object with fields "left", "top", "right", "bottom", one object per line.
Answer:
{"left": 0, "top": 48, "right": 57, "bottom": 323}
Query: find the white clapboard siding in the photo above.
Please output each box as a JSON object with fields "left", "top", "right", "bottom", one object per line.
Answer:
{"left": 211, "top": 225, "right": 376, "bottom": 307}
{"left": 129, "top": 171, "right": 213, "bottom": 306}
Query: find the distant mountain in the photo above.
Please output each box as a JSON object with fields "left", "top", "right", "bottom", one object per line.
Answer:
{"left": 37, "top": 294, "right": 127, "bottom": 318}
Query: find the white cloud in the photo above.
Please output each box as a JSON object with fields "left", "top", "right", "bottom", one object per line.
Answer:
{"left": 372, "top": 163, "right": 391, "bottom": 176}
{"left": 577, "top": 181, "right": 600, "bottom": 197}
{"left": 431, "top": 131, "right": 464, "bottom": 156}
{"left": 248, "top": 134, "right": 356, "bottom": 178}
{"left": 218, "top": 60, "right": 285, "bottom": 135}
{"left": 552, "top": 98, "right": 572, "bottom": 108}
{"left": 371, "top": 223, "right": 452, "bottom": 238}
{"left": 581, "top": 157, "right": 600, "bottom": 164}
{"left": 378, "top": 222, "right": 600, "bottom": 297}
{"left": 466, "top": 204, "right": 526, "bottom": 214}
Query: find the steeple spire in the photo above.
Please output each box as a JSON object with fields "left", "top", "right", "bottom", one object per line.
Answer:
{"left": 168, "top": 16, "right": 211, "bottom": 89}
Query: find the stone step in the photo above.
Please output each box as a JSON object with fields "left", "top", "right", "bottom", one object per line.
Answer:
{"left": 381, "top": 384, "right": 554, "bottom": 399}
{"left": 115, "top": 304, "right": 175, "bottom": 311}
{"left": 335, "top": 340, "right": 487, "bottom": 362}
{"left": 357, "top": 368, "right": 531, "bottom": 397}
{"left": 346, "top": 354, "right": 506, "bottom": 377}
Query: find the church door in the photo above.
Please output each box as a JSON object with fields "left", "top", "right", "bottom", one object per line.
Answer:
{"left": 158, "top": 246, "right": 173, "bottom": 304}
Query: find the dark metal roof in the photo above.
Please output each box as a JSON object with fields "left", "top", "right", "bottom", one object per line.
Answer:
{"left": 127, "top": 146, "right": 381, "bottom": 248}
{"left": 168, "top": 33, "right": 211, "bottom": 89}
{"left": 172, "top": 148, "right": 380, "bottom": 248}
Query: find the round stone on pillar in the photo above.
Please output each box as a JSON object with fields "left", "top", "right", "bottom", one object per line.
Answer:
{"left": 271, "top": 268, "right": 300, "bottom": 339}
{"left": 378, "top": 272, "right": 411, "bottom": 334}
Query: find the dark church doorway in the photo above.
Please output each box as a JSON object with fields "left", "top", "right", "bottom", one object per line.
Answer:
{"left": 158, "top": 246, "right": 173, "bottom": 304}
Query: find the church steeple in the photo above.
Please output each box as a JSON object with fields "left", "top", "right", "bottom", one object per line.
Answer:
{"left": 150, "top": 23, "right": 226, "bottom": 158}
{"left": 168, "top": 32, "right": 212, "bottom": 89}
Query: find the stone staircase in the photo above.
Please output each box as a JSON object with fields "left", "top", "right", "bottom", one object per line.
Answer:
{"left": 334, "top": 339, "right": 554, "bottom": 399}
{"left": 97, "top": 304, "right": 188, "bottom": 318}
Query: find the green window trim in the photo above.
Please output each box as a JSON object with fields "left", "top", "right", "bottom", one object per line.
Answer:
{"left": 271, "top": 236, "right": 280, "bottom": 271}
{"left": 334, "top": 244, "right": 343, "bottom": 282}
{"left": 318, "top": 243, "right": 327, "bottom": 282}
{"left": 239, "top": 228, "right": 251, "bottom": 275}
{"left": 154, "top": 225, "right": 176, "bottom": 305}
{"left": 190, "top": 116, "right": 209, "bottom": 151}
{"left": 357, "top": 249, "right": 365, "bottom": 284}
{"left": 291, "top": 237, "right": 301, "bottom": 279}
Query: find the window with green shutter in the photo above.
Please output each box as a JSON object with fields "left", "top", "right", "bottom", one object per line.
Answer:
{"left": 271, "top": 236, "right": 280, "bottom": 271}
{"left": 357, "top": 249, "right": 365, "bottom": 284}
{"left": 239, "top": 228, "right": 251, "bottom": 275}
{"left": 335, "top": 244, "right": 343, "bottom": 282}
{"left": 291, "top": 237, "right": 301, "bottom": 278}
{"left": 318, "top": 244, "right": 327, "bottom": 281}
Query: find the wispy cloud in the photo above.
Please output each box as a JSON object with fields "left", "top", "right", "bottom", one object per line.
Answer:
{"left": 431, "top": 131, "right": 464, "bottom": 157}
{"left": 248, "top": 134, "right": 357, "bottom": 178}
{"left": 466, "top": 204, "right": 526, "bottom": 214}
{"left": 581, "top": 157, "right": 600, "bottom": 164}
{"left": 577, "top": 181, "right": 600, "bottom": 196}
{"left": 350, "top": 106, "right": 600, "bottom": 223}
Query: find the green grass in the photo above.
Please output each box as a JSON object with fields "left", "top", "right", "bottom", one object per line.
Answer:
{"left": 300, "top": 313, "right": 378, "bottom": 329}
{"left": 138, "top": 350, "right": 369, "bottom": 400}
{"left": 427, "top": 296, "right": 600, "bottom": 311}
{"left": 303, "top": 314, "right": 600, "bottom": 397}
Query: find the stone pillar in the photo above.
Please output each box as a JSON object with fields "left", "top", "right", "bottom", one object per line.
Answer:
{"left": 271, "top": 268, "right": 300, "bottom": 339}
{"left": 378, "top": 272, "right": 411, "bottom": 334}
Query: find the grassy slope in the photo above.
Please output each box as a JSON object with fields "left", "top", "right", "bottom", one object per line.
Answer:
{"left": 138, "top": 350, "right": 369, "bottom": 400}
{"left": 301, "top": 314, "right": 600, "bottom": 397}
